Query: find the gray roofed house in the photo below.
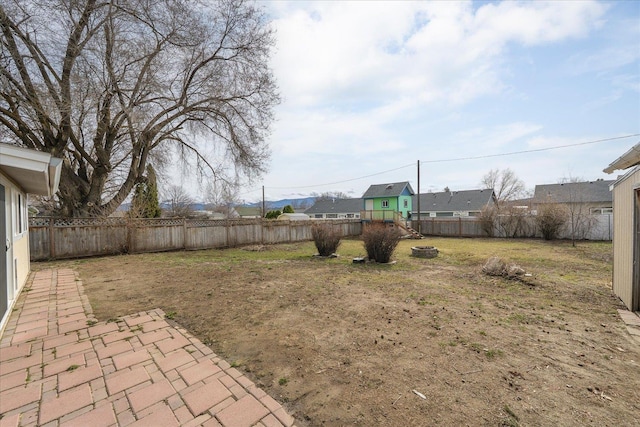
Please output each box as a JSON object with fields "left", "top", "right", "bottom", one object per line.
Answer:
{"left": 533, "top": 179, "right": 614, "bottom": 214}
{"left": 305, "top": 198, "right": 363, "bottom": 219}
{"left": 234, "top": 206, "right": 262, "bottom": 218}
{"left": 362, "top": 182, "right": 415, "bottom": 198}
{"left": 362, "top": 181, "right": 415, "bottom": 220}
{"left": 411, "top": 189, "right": 496, "bottom": 218}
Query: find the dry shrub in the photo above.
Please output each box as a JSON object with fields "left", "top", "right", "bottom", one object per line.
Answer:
{"left": 479, "top": 205, "right": 497, "bottom": 237}
{"left": 535, "top": 203, "right": 568, "bottom": 240}
{"left": 311, "top": 222, "right": 342, "bottom": 256}
{"left": 362, "top": 221, "right": 401, "bottom": 263}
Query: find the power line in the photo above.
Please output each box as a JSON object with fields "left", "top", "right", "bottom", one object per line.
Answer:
{"left": 266, "top": 162, "right": 415, "bottom": 190}
{"left": 242, "top": 133, "right": 639, "bottom": 194}
{"left": 419, "top": 134, "right": 640, "bottom": 163}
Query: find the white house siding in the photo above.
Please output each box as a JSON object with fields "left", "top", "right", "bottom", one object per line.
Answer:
{"left": 611, "top": 167, "right": 640, "bottom": 310}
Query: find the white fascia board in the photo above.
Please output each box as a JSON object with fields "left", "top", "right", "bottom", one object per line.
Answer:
{"left": 0, "top": 143, "right": 62, "bottom": 196}
{"left": 603, "top": 142, "right": 640, "bottom": 173}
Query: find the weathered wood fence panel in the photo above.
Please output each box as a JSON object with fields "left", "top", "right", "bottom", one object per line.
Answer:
{"left": 414, "top": 218, "right": 484, "bottom": 237}
{"left": 412, "top": 214, "right": 612, "bottom": 240}
{"left": 129, "top": 219, "right": 185, "bottom": 253}
{"left": 29, "top": 218, "right": 128, "bottom": 259}
{"left": 187, "top": 220, "right": 229, "bottom": 250}
{"left": 262, "top": 222, "right": 289, "bottom": 244}
{"left": 29, "top": 217, "right": 362, "bottom": 261}
{"left": 228, "top": 220, "right": 263, "bottom": 246}
{"left": 291, "top": 223, "right": 312, "bottom": 241}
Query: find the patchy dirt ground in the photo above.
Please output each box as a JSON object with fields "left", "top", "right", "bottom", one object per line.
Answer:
{"left": 39, "top": 238, "right": 640, "bottom": 427}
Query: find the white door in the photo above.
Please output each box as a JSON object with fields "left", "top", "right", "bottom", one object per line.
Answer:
{"left": 365, "top": 199, "right": 373, "bottom": 211}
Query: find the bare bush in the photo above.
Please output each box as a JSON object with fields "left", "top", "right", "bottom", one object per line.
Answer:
{"left": 496, "top": 205, "right": 533, "bottom": 238}
{"left": 362, "top": 222, "right": 401, "bottom": 263}
{"left": 479, "top": 205, "right": 497, "bottom": 237}
{"left": 535, "top": 203, "right": 568, "bottom": 240}
{"left": 311, "top": 223, "right": 342, "bottom": 256}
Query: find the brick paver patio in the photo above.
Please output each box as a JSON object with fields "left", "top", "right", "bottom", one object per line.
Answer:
{"left": 0, "top": 269, "right": 297, "bottom": 427}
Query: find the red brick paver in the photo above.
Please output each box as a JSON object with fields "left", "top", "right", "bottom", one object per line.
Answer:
{"left": 0, "top": 269, "right": 298, "bottom": 426}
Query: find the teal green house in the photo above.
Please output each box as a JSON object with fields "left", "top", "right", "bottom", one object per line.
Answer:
{"left": 362, "top": 181, "right": 414, "bottom": 221}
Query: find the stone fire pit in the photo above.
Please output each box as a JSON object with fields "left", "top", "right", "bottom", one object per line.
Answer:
{"left": 411, "top": 246, "right": 439, "bottom": 259}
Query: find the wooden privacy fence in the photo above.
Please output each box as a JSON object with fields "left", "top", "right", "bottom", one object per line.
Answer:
{"left": 411, "top": 214, "right": 613, "bottom": 240}
{"left": 28, "top": 217, "right": 362, "bottom": 261}
{"left": 412, "top": 217, "right": 486, "bottom": 238}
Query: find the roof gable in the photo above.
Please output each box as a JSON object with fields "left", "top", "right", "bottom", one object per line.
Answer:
{"left": 362, "top": 182, "right": 414, "bottom": 198}
{"left": 412, "top": 189, "right": 495, "bottom": 212}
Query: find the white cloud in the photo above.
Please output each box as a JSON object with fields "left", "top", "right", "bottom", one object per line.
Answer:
{"left": 216, "top": 0, "right": 637, "bottom": 203}
{"left": 270, "top": 0, "right": 606, "bottom": 112}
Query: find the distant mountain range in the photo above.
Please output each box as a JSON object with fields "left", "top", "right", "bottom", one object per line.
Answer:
{"left": 117, "top": 196, "right": 317, "bottom": 212}
{"left": 241, "top": 197, "right": 317, "bottom": 210}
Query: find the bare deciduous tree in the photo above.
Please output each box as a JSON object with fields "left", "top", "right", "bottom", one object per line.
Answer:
{"left": 204, "top": 180, "right": 240, "bottom": 218}
{"left": 311, "top": 191, "right": 351, "bottom": 202}
{"left": 0, "top": 0, "right": 279, "bottom": 217}
{"left": 555, "top": 177, "right": 598, "bottom": 247}
{"left": 480, "top": 169, "right": 526, "bottom": 203}
{"left": 163, "top": 185, "right": 194, "bottom": 218}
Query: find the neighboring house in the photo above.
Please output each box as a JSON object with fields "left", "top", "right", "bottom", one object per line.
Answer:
{"left": 603, "top": 142, "right": 640, "bottom": 312}
{"left": 532, "top": 180, "right": 615, "bottom": 214}
{"left": 277, "top": 213, "right": 310, "bottom": 220}
{"left": 304, "top": 198, "right": 363, "bottom": 219}
{"left": 362, "top": 182, "right": 414, "bottom": 221}
{"left": 0, "top": 143, "right": 62, "bottom": 333}
{"left": 193, "top": 210, "right": 227, "bottom": 219}
{"left": 411, "top": 188, "right": 497, "bottom": 219}
{"left": 234, "top": 206, "right": 262, "bottom": 218}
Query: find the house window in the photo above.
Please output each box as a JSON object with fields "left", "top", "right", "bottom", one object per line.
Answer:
{"left": 346, "top": 214, "right": 354, "bottom": 218}
{"left": 326, "top": 214, "right": 338, "bottom": 218}
{"left": 381, "top": 200, "right": 389, "bottom": 208}
{"left": 15, "top": 192, "right": 27, "bottom": 235}
{"left": 590, "top": 207, "right": 613, "bottom": 214}
{"left": 403, "top": 199, "right": 408, "bottom": 208}
{"left": 314, "top": 214, "right": 323, "bottom": 218}
{"left": 435, "top": 212, "right": 454, "bottom": 217}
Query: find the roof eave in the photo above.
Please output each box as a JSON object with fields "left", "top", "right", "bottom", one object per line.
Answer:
{"left": 0, "top": 144, "right": 63, "bottom": 196}
{"left": 603, "top": 142, "right": 640, "bottom": 174}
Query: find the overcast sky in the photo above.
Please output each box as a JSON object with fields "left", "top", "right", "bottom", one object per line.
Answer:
{"left": 193, "top": 0, "right": 640, "bottom": 203}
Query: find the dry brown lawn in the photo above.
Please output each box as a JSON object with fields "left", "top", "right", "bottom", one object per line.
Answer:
{"left": 38, "top": 237, "right": 640, "bottom": 427}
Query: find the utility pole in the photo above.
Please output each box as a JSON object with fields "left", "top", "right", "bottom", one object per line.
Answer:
{"left": 262, "top": 185, "right": 265, "bottom": 218}
{"left": 417, "top": 160, "right": 421, "bottom": 234}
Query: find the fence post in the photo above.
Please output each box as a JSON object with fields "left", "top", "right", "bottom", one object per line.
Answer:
{"left": 459, "top": 217, "right": 462, "bottom": 236}
{"left": 126, "top": 220, "right": 132, "bottom": 254}
{"left": 49, "top": 217, "right": 55, "bottom": 259}
{"left": 183, "top": 218, "right": 188, "bottom": 250}
{"left": 226, "top": 218, "right": 230, "bottom": 247}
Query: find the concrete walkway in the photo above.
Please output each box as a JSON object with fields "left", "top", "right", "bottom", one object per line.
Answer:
{"left": 0, "top": 269, "right": 297, "bottom": 427}
{"left": 618, "top": 308, "right": 640, "bottom": 345}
